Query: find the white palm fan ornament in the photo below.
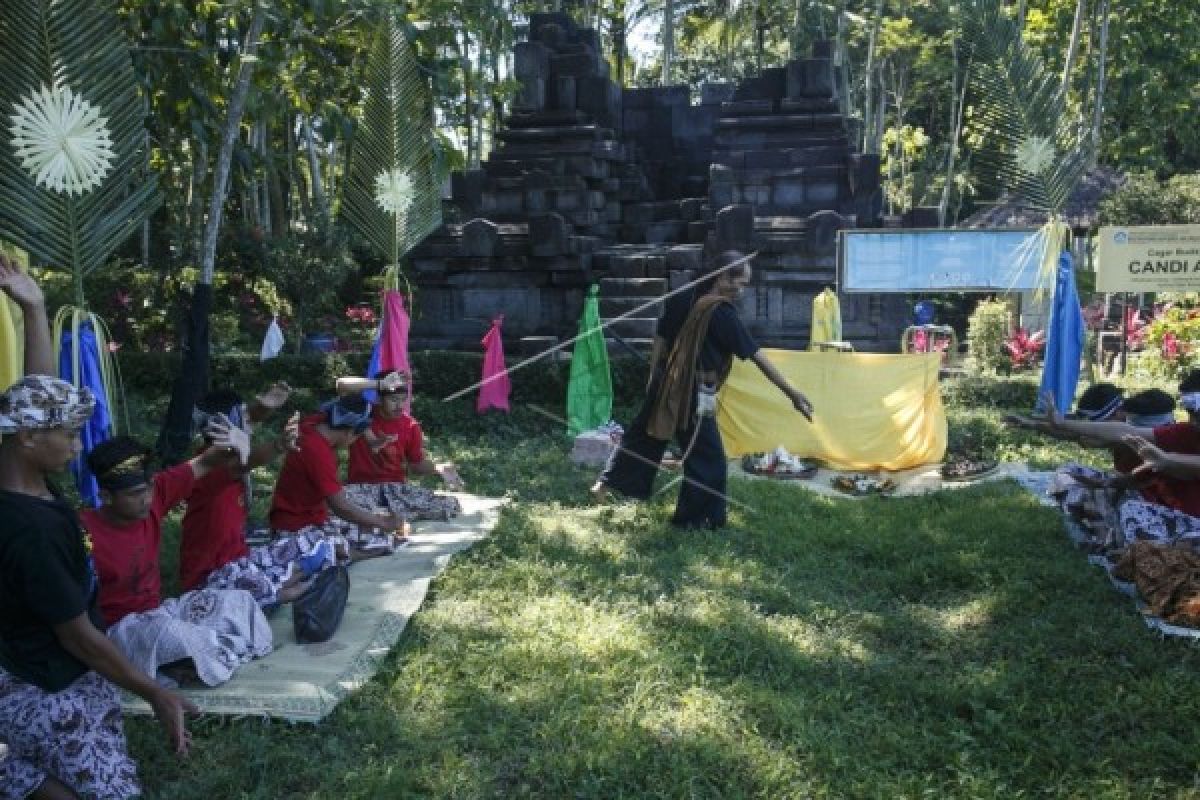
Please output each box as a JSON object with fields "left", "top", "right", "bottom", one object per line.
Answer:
{"left": 9, "top": 84, "right": 116, "bottom": 196}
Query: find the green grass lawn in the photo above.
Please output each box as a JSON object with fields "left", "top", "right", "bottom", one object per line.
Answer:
{"left": 125, "top": 399, "right": 1200, "bottom": 799}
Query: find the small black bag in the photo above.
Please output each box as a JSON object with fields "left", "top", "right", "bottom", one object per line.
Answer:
{"left": 292, "top": 566, "right": 350, "bottom": 644}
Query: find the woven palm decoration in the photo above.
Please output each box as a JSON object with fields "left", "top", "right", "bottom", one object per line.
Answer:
{"left": 341, "top": 10, "right": 442, "bottom": 292}
{"left": 959, "top": 0, "right": 1092, "bottom": 217}
{"left": 0, "top": 0, "right": 160, "bottom": 307}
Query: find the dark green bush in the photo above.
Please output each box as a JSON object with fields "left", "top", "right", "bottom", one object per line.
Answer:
{"left": 941, "top": 373, "right": 1041, "bottom": 410}
{"left": 116, "top": 350, "right": 650, "bottom": 410}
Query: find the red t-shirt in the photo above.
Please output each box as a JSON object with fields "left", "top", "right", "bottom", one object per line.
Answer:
{"left": 269, "top": 414, "right": 342, "bottom": 532}
{"left": 179, "top": 462, "right": 248, "bottom": 592}
{"left": 82, "top": 463, "right": 196, "bottom": 626}
{"left": 1151, "top": 422, "right": 1200, "bottom": 515}
{"left": 347, "top": 411, "right": 424, "bottom": 484}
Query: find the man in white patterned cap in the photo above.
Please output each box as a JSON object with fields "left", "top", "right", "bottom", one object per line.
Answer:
{"left": 0, "top": 261, "right": 194, "bottom": 800}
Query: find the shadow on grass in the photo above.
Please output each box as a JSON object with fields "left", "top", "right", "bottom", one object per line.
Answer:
{"left": 129, "top": 473, "right": 1200, "bottom": 798}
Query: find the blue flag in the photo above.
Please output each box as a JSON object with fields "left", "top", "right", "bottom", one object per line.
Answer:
{"left": 1038, "top": 251, "right": 1085, "bottom": 415}
{"left": 59, "top": 321, "right": 113, "bottom": 507}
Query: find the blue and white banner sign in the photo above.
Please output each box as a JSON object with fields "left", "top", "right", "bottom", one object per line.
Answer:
{"left": 840, "top": 228, "right": 1044, "bottom": 293}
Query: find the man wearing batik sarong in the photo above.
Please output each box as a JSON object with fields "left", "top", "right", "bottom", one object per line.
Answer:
{"left": 1007, "top": 385, "right": 1180, "bottom": 554}
{"left": 82, "top": 434, "right": 274, "bottom": 689}
{"left": 181, "top": 386, "right": 320, "bottom": 610}
{"left": 267, "top": 393, "right": 410, "bottom": 565}
{"left": 335, "top": 370, "right": 464, "bottom": 523}
{"left": 0, "top": 257, "right": 193, "bottom": 800}
{"left": 1042, "top": 372, "right": 1200, "bottom": 553}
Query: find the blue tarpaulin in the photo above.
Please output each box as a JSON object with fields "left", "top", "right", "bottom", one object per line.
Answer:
{"left": 1038, "top": 251, "right": 1085, "bottom": 415}
{"left": 59, "top": 321, "right": 113, "bottom": 507}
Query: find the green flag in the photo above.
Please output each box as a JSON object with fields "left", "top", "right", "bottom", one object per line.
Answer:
{"left": 566, "top": 285, "right": 613, "bottom": 437}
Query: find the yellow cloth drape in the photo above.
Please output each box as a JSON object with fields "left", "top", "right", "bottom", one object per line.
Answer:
{"left": 809, "top": 288, "right": 842, "bottom": 349}
{"left": 0, "top": 243, "right": 28, "bottom": 390}
{"left": 717, "top": 350, "right": 947, "bottom": 470}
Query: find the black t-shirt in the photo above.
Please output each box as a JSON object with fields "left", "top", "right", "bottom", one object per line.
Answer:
{"left": 656, "top": 293, "right": 760, "bottom": 372}
{"left": 0, "top": 487, "right": 103, "bottom": 692}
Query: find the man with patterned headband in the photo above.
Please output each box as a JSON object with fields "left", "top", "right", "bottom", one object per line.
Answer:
{"left": 178, "top": 383, "right": 299, "bottom": 595}
{"left": 335, "top": 369, "right": 464, "bottom": 523}
{"left": 77, "top": 427, "right": 276, "bottom": 693}
{"left": 266, "top": 393, "right": 411, "bottom": 564}
{"left": 0, "top": 378, "right": 199, "bottom": 800}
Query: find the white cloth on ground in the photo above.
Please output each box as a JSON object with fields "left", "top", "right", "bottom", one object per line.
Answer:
{"left": 106, "top": 589, "right": 273, "bottom": 687}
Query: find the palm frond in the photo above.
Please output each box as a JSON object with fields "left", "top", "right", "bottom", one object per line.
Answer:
{"left": 959, "top": 0, "right": 1092, "bottom": 214}
{"left": 0, "top": 0, "right": 160, "bottom": 296}
{"left": 341, "top": 9, "right": 442, "bottom": 267}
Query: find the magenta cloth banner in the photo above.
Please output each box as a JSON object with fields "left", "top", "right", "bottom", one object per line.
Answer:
{"left": 373, "top": 290, "right": 412, "bottom": 411}
{"left": 477, "top": 316, "right": 510, "bottom": 413}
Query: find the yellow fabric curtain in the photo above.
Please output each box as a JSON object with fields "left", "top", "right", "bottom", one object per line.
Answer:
{"left": 809, "top": 288, "right": 842, "bottom": 349}
{"left": 717, "top": 350, "right": 947, "bottom": 470}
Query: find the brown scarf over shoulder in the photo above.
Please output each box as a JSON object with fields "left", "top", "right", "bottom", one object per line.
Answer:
{"left": 647, "top": 294, "right": 733, "bottom": 439}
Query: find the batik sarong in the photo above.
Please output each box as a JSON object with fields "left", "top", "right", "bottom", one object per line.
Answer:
{"left": 342, "top": 482, "right": 462, "bottom": 521}
{"left": 204, "top": 526, "right": 341, "bottom": 608}
{"left": 1118, "top": 500, "right": 1200, "bottom": 549}
{"left": 0, "top": 668, "right": 140, "bottom": 800}
{"left": 106, "top": 589, "right": 273, "bottom": 687}
{"left": 1047, "top": 463, "right": 1129, "bottom": 553}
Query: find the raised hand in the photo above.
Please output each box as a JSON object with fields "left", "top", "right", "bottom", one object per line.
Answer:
{"left": 207, "top": 414, "right": 250, "bottom": 464}
{"left": 1125, "top": 434, "right": 1170, "bottom": 475}
{"left": 0, "top": 252, "right": 43, "bottom": 310}
{"left": 379, "top": 371, "right": 407, "bottom": 393}
{"left": 281, "top": 411, "right": 301, "bottom": 452}
{"left": 255, "top": 382, "right": 292, "bottom": 410}
{"left": 1041, "top": 391, "right": 1063, "bottom": 428}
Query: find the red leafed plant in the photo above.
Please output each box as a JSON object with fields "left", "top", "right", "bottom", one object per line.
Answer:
{"left": 1003, "top": 327, "right": 1045, "bottom": 371}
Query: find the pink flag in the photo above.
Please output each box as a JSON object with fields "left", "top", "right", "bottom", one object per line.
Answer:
{"left": 378, "top": 290, "right": 412, "bottom": 411}
{"left": 477, "top": 315, "right": 510, "bottom": 413}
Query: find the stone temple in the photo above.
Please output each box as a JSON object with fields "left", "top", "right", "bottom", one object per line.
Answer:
{"left": 407, "top": 12, "right": 911, "bottom": 354}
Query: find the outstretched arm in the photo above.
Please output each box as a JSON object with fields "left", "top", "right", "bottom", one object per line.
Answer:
{"left": 750, "top": 351, "right": 813, "bottom": 421}
{"left": 1127, "top": 435, "right": 1200, "bottom": 480}
{"left": 55, "top": 614, "right": 196, "bottom": 755}
{"left": 408, "top": 455, "right": 465, "bottom": 490}
{"left": 0, "top": 252, "right": 53, "bottom": 376}
{"left": 1041, "top": 391, "right": 1151, "bottom": 446}
{"left": 327, "top": 490, "right": 407, "bottom": 532}
{"left": 336, "top": 372, "right": 405, "bottom": 396}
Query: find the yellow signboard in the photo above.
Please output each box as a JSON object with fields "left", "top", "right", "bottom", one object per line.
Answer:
{"left": 1096, "top": 224, "right": 1200, "bottom": 292}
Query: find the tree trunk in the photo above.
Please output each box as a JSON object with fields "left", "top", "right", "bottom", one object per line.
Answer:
{"left": 1090, "top": 0, "right": 1111, "bottom": 157}
{"left": 662, "top": 0, "right": 674, "bottom": 85}
{"left": 303, "top": 114, "right": 328, "bottom": 226}
{"left": 200, "top": 7, "right": 266, "bottom": 284}
{"left": 861, "top": 0, "right": 885, "bottom": 153}
{"left": 939, "top": 49, "right": 970, "bottom": 227}
{"left": 1061, "top": 0, "right": 1088, "bottom": 98}
{"left": 159, "top": 3, "right": 266, "bottom": 463}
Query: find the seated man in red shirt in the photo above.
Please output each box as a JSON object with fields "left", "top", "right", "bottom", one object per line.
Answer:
{"left": 336, "top": 370, "right": 464, "bottom": 522}
{"left": 82, "top": 428, "right": 273, "bottom": 687}
{"left": 268, "top": 393, "right": 410, "bottom": 560}
{"left": 178, "top": 384, "right": 300, "bottom": 598}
